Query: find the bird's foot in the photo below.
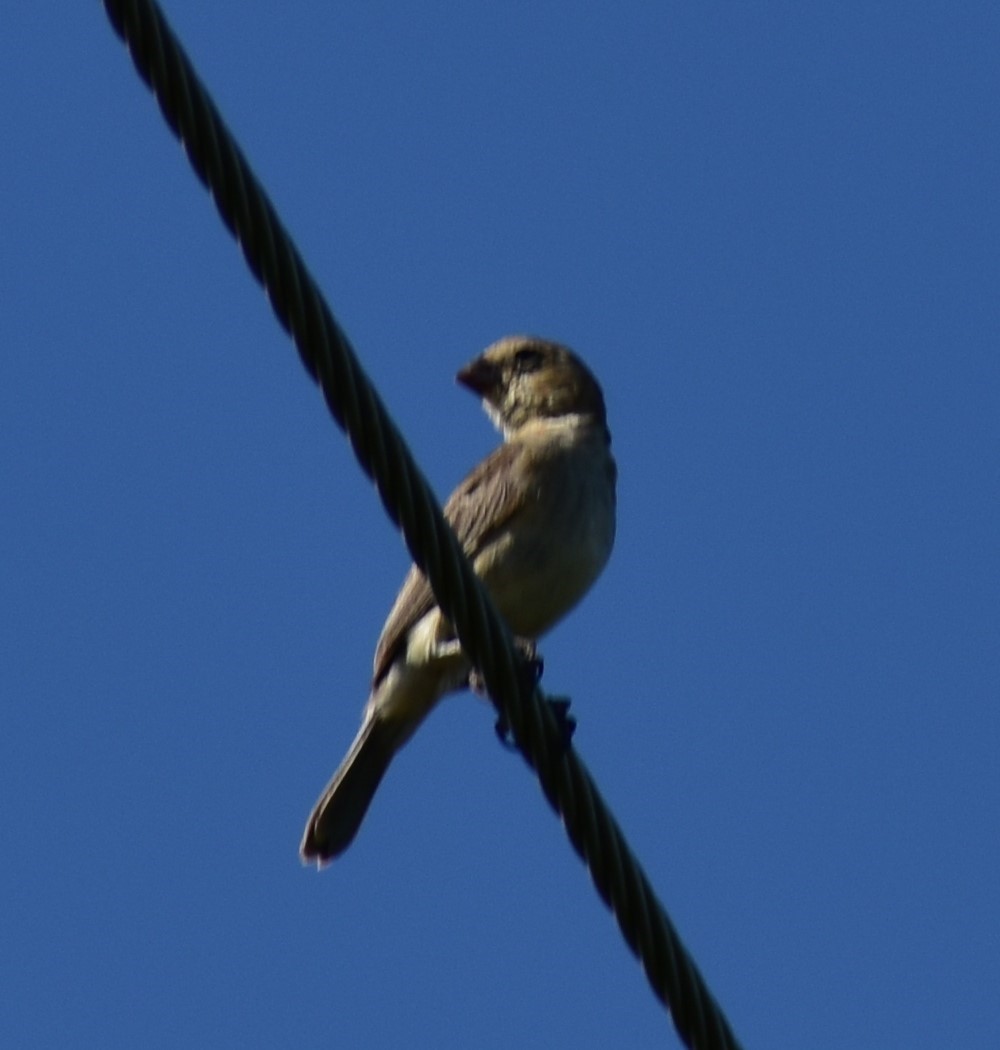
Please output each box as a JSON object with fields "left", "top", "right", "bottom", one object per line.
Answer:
{"left": 494, "top": 695, "right": 575, "bottom": 751}
{"left": 545, "top": 696, "right": 576, "bottom": 749}
{"left": 493, "top": 645, "right": 575, "bottom": 752}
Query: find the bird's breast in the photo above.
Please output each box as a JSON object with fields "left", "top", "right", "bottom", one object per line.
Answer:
{"left": 478, "top": 433, "right": 615, "bottom": 640}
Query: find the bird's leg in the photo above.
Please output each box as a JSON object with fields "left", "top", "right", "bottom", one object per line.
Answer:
{"left": 514, "top": 636, "right": 544, "bottom": 686}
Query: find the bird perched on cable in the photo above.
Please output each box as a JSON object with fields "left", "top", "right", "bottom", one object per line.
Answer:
{"left": 301, "top": 335, "right": 616, "bottom": 864}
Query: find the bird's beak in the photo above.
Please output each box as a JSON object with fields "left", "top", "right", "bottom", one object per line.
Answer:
{"left": 456, "top": 357, "right": 499, "bottom": 397}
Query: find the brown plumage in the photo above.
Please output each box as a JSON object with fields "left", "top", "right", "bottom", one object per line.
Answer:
{"left": 301, "top": 336, "right": 616, "bottom": 863}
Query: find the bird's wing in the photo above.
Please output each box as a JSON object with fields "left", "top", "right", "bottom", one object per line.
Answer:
{"left": 371, "top": 440, "right": 531, "bottom": 685}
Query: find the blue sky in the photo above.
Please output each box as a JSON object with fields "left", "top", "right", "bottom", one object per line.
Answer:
{"left": 3, "top": 2, "right": 998, "bottom": 1047}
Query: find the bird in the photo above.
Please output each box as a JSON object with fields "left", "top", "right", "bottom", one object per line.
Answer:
{"left": 300, "top": 335, "right": 617, "bottom": 863}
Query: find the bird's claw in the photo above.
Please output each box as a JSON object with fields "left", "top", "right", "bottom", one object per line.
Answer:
{"left": 546, "top": 696, "right": 576, "bottom": 748}
{"left": 495, "top": 695, "right": 575, "bottom": 752}
{"left": 470, "top": 639, "right": 562, "bottom": 751}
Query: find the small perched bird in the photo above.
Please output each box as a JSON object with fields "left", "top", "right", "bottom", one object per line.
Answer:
{"left": 301, "top": 335, "right": 616, "bottom": 863}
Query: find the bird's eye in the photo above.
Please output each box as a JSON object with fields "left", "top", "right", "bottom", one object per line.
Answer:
{"left": 513, "top": 346, "right": 544, "bottom": 373}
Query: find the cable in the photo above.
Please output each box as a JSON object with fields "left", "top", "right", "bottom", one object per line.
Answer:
{"left": 102, "top": 3, "right": 745, "bottom": 1046}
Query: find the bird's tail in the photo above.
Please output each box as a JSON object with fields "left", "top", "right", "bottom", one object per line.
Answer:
{"left": 300, "top": 714, "right": 398, "bottom": 864}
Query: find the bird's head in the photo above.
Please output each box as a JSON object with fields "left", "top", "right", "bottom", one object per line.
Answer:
{"left": 456, "top": 336, "right": 608, "bottom": 438}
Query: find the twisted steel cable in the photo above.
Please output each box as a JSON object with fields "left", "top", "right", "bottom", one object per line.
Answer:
{"left": 102, "top": 2, "right": 744, "bottom": 1046}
